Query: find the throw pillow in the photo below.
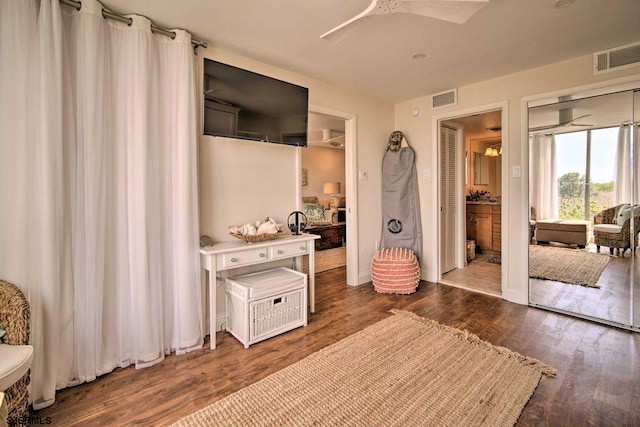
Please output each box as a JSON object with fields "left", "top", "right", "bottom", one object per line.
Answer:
{"left": 304, "top": 203, "right": 325, "bottom": 222}
{"left": 617, "top": 204, "right": 632, "bottom": 226}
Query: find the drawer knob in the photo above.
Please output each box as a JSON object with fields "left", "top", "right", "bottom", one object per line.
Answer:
{"left": 300, "top": 246, "right": 306, "bottom": 251}
{"left": 277, "top": 250, "right": 284, "bottom": 255}
{"left": 259, "top": 253, "right": 266, "bottom": 258}
{"left": 230, "top": 257, "right": 238, "bottom": 263}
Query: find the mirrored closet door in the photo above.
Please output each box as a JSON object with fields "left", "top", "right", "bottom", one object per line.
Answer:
{"left": 528, "top": 87, "right": 639, "bottom": 330}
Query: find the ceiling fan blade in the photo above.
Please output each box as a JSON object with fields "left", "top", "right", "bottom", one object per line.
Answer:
{"left": 397, "top": 0, "right": 490, "bottom": 24}
{"left": 320, "top": 0, "right": 379, "bottom": 41}
{"left": 528, "top": 114, "right": 593, "bottom": 132}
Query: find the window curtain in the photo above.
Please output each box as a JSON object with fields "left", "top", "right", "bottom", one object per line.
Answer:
{"left": 529, "top": 134, "right": 558, "bottom": 219}
{"left": 634, "top": 125, "right": 640, "bottom": 205}
{"left": 614, "top": 124, "right": 632, "bottom": 205}
{"left": 0, "top": 0, "right": 202, "bottom": 409}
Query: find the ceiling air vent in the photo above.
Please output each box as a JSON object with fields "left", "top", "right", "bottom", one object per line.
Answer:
{"left": 594, "top": 41, "right": 640, "bottom": 75}
{"left": 431, "top": 89, "right": 457, "bottom": 109}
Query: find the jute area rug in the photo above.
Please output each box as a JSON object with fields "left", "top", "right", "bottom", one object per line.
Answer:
{"left": 172, "top": 310, "right": 556, "bottom": 427}
{"left": 529, "top": 245, "right": 610, "bottom": 288}
{"left": 302, "top": 245, "right": 346, "bottom": 273}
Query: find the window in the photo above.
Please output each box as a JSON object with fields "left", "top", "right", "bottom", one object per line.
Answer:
{"left": 555, "top": 127, "right": 617, "bottom": 223}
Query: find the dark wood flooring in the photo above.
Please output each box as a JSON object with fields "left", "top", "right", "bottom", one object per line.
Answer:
{"left": 35, "top": 267, "right": 640, "bottom": 426}
{"left": 530, "top": 244, "right": 640, "bottom": 326}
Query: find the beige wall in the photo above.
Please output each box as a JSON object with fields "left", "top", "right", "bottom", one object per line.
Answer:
{"left": 197, "top": 47, "right": 394, "bottom": 290}
{"left": 395, "top": 53, "right": 640, "bottom": 304}
{"left": 301, "top": 146, "right": 346, "bottom": 207}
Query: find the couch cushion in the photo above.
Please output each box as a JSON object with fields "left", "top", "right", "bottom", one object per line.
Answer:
{"left": 302, "top": 196, "right": 319, "bottom": 204}
{"left": 536, "top": 219, "right": 590, "bottom": 232}
{"left": 304, "top": 203, "right": 325, "bottom": 222}
{"left": 0, "top": 344, "right": 33, "bottom": 391}
{"left": 593, "top": 223, "right": 622, "bottom": 234}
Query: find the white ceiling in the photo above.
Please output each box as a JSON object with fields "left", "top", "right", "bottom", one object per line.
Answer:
{"left": 102, "top": 0, "right": 640, "bottom": 104}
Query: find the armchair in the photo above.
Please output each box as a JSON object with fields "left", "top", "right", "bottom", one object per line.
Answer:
{"left": 593, "top": 204, "right": 640, "bottom": 256}
{"left": 0, "top": 280, "right": 32, "bottom": 421}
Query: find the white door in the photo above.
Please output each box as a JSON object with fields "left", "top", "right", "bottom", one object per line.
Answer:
{"left": 440, "top": 125, "right": 457, "bottom": 274}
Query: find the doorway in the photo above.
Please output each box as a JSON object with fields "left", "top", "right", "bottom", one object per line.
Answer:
{"left": 437, "top": 108, "right": 504, "bottom": 297}
{"left": 303, "top": 111, "right": 351, "bottom": 280}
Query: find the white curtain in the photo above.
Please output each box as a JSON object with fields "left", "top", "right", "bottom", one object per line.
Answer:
{"left": 614, "top": 124, "right": 632, "bottom": 205}
{"left": 614, "top": 123, "right": 640, "bottom": 205}
{"left": 529, "top": 134, "right": 558, "bottom": 219}
{"left": 0, "top": 0, "right": 202, "bottom": 409}
{"left": 635, "top": 126, "right": 640, "bottom": 205}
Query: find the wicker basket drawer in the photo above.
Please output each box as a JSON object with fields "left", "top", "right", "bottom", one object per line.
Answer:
{"left": 226, "top": 267, "right": 307, "bottom": 348}
{"left": 250, "top": 290, "right": 306, "bottom": 343}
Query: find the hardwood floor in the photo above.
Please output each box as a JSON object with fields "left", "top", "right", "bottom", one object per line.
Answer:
{"left": 35, "top": 267, "right": 640, "bottom": 426}
{"left": 530, "top": 243, "right": 640, "bottom": 326}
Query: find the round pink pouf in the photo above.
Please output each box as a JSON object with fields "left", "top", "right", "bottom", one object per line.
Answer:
{"left": 371, "top": 247, "right": 420, "bottom": 294}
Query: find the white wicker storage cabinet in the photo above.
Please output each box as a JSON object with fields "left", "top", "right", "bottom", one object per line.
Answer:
{"left": 226, "top": 267, "right": 308, "bottom": 348}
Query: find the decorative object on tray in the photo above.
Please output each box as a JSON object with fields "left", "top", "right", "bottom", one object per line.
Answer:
{"left": 229, "top": 217, "right": 286, "bottom": 243}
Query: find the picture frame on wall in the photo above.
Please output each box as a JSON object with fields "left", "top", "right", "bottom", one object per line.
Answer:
{"left": 302, "top": 168, "right": 308, "bottom": 186}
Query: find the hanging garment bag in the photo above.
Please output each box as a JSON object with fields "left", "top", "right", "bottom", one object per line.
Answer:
{"left": 380, "top": 131, "right": 422, "bottom": 260}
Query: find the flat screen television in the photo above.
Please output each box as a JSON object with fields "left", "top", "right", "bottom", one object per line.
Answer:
{"left": 203, "top": 59, "right": 309, "bottom": 147}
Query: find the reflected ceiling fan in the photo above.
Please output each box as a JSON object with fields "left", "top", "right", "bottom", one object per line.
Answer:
{"left": 320, "top": 0, "right": 490, "bottom": 42}
{"left": 311, "top": 129, "right": 345, "bottom": 147}
{"left": 528, "top": 114, "right": 593, "bottom": 132}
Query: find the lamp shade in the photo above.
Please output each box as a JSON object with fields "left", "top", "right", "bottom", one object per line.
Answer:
{"left": 484, "top": 147, "right": 493, "bottom": 156}
{"left": 323, "top": 181, "right": 340, "bottom": 195}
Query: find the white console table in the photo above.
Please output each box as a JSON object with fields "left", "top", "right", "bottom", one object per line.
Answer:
{"left": 200, "top": 233, "right": 320, "bottom": 349}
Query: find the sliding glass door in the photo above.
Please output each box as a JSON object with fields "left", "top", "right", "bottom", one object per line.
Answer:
{"left": 528, "top": 88, "right": 638, "bottom": 330}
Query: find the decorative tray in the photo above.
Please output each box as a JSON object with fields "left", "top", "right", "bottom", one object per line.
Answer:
{"left": 229, "top": 231, "right": 287, "bottom": 243}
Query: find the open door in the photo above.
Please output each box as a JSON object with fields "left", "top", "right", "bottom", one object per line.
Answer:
{"left": 440, "top": 125, "right": 457, "bottom": 274}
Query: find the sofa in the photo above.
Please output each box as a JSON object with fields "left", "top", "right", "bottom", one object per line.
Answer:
{"left": 302, "top": 195, "right": 345, "bottom": 224}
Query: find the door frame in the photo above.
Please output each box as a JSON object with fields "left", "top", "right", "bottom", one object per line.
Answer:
{"left": 302, "top": 105, "right": 358, "bottom": 286}
{"left": 432, "top": 101, "right": 509, "bottom": 294}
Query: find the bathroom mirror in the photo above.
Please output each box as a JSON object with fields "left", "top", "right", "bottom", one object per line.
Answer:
{"left": 473, "top": 152, "right": 488, "bottom": 185}
{"left": 528, "top": 87, "right": 638, "bottom": 330}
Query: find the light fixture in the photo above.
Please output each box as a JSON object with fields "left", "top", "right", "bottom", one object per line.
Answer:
{"left": 323, "top": 181, "right": 341, "bottom": 196}
{"left": 484, "top": 145, "right": 501, "bottom": 157}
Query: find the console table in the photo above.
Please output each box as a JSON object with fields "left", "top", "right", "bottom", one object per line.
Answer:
{"left": 200, "top": 233, "right": 319, "bottom": 349}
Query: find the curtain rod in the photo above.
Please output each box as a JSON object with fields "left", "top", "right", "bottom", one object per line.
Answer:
{"left": 59, "top": 0, "right": 208, "bottom": 51}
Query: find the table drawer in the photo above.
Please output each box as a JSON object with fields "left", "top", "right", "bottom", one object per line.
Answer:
{"left": 270, "top": 241, "right": 309, "bottom": 260}
{"left": 217, "top": 247, "right": 269, "bottom": 269}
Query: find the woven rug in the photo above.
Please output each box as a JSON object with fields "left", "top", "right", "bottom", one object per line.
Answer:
{"left": 529, "top": 245, "right": 610, "bottom": 288}
{"left": 303, "top": 245, "right": 346, "bottom": 273}
{"left": 172, "top": 310, "right": 555, "bottom": 427}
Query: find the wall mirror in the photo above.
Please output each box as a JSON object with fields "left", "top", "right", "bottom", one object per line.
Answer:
{"left": 473, "top": 152, "right": 488, "bottom": 185}
{"left": 528, "top": 87, "right": 639, "bottom": 330}
{"left": 469, "top": 137, "right": 501, "bottom": 191}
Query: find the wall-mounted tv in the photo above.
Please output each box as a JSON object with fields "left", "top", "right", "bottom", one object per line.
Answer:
{"left": 203, "top": 59, "right": 309, "bottom": 147}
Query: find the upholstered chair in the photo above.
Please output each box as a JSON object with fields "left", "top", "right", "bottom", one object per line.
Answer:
{"left": 0, "top": 280, "right": 32, "bottom": 421}
{"left": 593, "top": 205, "right": 640, "bottom": 256}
